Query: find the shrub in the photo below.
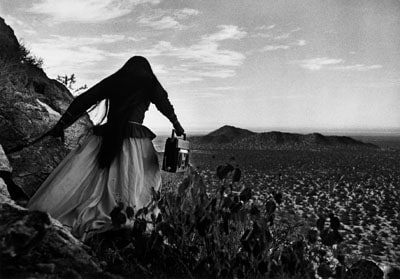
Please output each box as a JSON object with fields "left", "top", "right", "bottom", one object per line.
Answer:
{"left": 56, "top": 74, "right": 87, "bottom": 94}
{"left": 18, "top": 43, "right": 43, "bottom": 68}
{"left": 87, "top": 165, "right": 351, "bottom": 279}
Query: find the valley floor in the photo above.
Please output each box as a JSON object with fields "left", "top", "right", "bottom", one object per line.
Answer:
{"left": 163, "top": 148, "right": 400, "bottom": 266}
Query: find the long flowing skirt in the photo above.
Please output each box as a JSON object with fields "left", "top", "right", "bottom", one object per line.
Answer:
{"left": 28, "top": 135, "right": 161, "bottom": 241}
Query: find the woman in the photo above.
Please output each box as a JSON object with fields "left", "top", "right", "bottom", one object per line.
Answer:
{"left": 28, "top": 56, "right": 184, "bottom": 241}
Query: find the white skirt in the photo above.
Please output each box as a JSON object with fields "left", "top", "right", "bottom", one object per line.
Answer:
{"left": 28, "top": 135, "right": 161, "bottom": 241}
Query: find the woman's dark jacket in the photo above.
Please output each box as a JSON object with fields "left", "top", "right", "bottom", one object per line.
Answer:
{"left": 57, "top": 74, "right": 177, "bottom": 167}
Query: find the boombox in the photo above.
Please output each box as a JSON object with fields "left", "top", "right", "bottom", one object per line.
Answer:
{"left": 162, "top": 130, "right": 190, "bottom": 173}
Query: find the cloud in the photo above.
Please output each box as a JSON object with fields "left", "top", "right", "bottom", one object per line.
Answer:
{"left": 28, "top": 0, "right": 161, "bottom": 22}
{"left": 117, "top": 25, "right": 247, "bottom": 84}
{"left": 40, "top": 34, "right": 126, "bottom": 48}
{"left": 175, "top": 8, "right": 200, "bottom": 18}
{"left": 28, "top": 34, "right": 130, "bottom": 85}
{"left": 138, "top": 15, "right": 182, "bottom": 30}
{"left": 259, "top": 40, "right": 305, "bottom": 52}
{"left": 256, "top": 24, "right": 275, "bottom": 30}
{"left": 274, "top": 33, "right": 291, "bottom": 40}
{"left": 261, "top": 45, "right": 290, "bottom": 51}
{"left": 127, "top": 36, "right": 146, "bottom": 42}
{"left": 295, "top": 57, "right": 383, "bottom": 71}
{"left": 294, "top": 40, "right": 307, "bottom": 46}
{"left": 252, "top": 25, "right": 274, "bottom": 38}
{"left": 3, "top": 15, "right": 37, "bottom": 35}
{"left": 141, "top": 25, "right": 246, "bottom": 67}
{"left": 331, "top": 64, "right": 382, "bottom": 71}
{"left": 138, "top": 8, "right": 200, "bottom": 30}
{"left": 202, "top": 25, "right": 247, "bottom": 41}
{"left": 296, "top": 57, "right": 344, "bottom": 70}
{"left": 141, "top": 40, "right": 245, "bottom": 67}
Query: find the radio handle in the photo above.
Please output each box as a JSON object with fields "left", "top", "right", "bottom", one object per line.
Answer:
{"left": 172, "top": 129, "right": 186, "bottom": 140}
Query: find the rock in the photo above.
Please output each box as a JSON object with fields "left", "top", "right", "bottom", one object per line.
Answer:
{"left": 384, "top": 265, "right": 400, "bottom": 279}
{"left": 0, "top": 143, "right": 28, "bottom": 201}
{"left": 346, "top": 259, "right": 384, "bottom": 279}
{"left": 0, "top": 177, "right": 10, "bottom": 198}
{"left": 0, "top": 143, "right": 12, "bottom": 172}
{"left": 0, "top": 191, "right": 104, "bottom": 278}
{"left": 36, "top": 263, "right": 56, "bottom": 274}
{"left": 60, "top": 268, "right": 83, "bottom": 279}
{"left": 0, "top": 16, "right": 92, "bottom": 195}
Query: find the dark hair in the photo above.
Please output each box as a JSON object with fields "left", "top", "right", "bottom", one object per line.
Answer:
{"left": 95, "top": 56, "right": 157, "bottom": 168}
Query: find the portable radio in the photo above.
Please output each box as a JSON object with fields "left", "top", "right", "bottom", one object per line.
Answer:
{"left": 162, "top": 130, "right": 190, "bottom": 173}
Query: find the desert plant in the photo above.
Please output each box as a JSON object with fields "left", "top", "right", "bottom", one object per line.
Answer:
{"left": 18, "top": 43, "right": 43, "bottom": 68}
{"left": 86, "top": 164, "right": 353, "bottom": 279}
{"left": 56, "top": 74, "right": 87, "bottom": 94}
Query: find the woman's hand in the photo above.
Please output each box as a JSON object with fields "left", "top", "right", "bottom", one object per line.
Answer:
{"left": 173, "top": 121, "right": 185, "bottom": 136}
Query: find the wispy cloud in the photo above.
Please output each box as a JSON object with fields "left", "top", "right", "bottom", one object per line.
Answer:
{"left": 273, "top": 28, "right": 301, "bottom": 41}
{"left": 274, "top": 33, "right": 291, "bottom": 40}
{"left": 43, "top": 34, "right": 126, "bottom": 47}
{"left": 256, "top": 24, "right": 275, "bottom": 30}
{"left": 142, "top": 25, "right": 246, "bottom": 67}
{"left": 252, "top": 24, "right": 275, "bottom": 38}
{"left": 138, "top": 16, "right": 182, "bottom": 30}
{"left": 259, "top": 40, "right": 306, "bottom": 52}
{"left": 295, "top": 57, "right": 382, "bottom": 71}
{"left": 261, "top": 45, "right": 290, "bottom": 51}
{"left": 3, "top": 15, "right": 37, "bottom": 35}
{"left": 296, "top": 57, "right": 344, "bottom": 70}
{"left": 203, "top": 25, "right": 246, "bottom": 41}
{"left": 331, "top": 64, "right": 382, "bottom": 71}
{"left": 28, "top": 0, "right": 161, "bottom": 22}
{"left": 252, "top": 25, "right": 301, "bottom": 41}
{"left": 124, "top": 25, "right": 247, "bottom": 84}
{"left": 138, "top": 8, "right": 200, "bottom": 30}
{"left": 28, "top": 34, "right": 131, "bottom": 84}
{"left": 294, "top": 40, "right": 307, "bottom": 46}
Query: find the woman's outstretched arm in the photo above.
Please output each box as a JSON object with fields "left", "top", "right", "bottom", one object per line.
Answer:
{"left": 151, "top": 80, "right": 185, "bottom": 135}
{"left": 48, "top": 79, "right": 110, "bottom": 139}
{"left": 56, "top": 79, "right": 109, "bottom": 129}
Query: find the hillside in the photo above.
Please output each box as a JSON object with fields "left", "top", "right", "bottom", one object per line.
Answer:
{"left": 191, "top": 126, "right": 378, "bottom": 150}
{"left": 0, "top": 17, "right": 92, "bottom": 194}
{"left": 194, "top": 125, "right": 256, "bottom": 144}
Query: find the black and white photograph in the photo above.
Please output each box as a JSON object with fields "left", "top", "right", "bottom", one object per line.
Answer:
{"left": 0, "top": 0, "right": 399, "bottom": 278}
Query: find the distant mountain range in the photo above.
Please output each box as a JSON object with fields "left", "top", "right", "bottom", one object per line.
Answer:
{"left": 190, "top": 125, "right": 379, "bottom": 150}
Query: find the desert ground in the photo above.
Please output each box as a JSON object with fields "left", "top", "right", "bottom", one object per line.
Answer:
{"left": 157, "top": 135, "right": 400, "bottom": 266}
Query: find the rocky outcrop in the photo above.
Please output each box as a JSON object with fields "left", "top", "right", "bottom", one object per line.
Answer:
{"left": 0, "top": 187, "right": 118, "bottom": 279}
{"left": 0, "top": 145, "right": 118, "bottom": 279}
{"left": 0, "top": 17, "right": 92, "bottom": 195}
{"left": 0, "top": 144, "right": 28, "bottom": 201}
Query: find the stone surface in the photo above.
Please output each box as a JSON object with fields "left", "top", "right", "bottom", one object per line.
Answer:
{"left": 346, "top": 259, "right": 384, "bottom": 279}
{"left": 0, "top": 144, "right": 12, "bottom": 172}
{"left": 0, "top": 192, "right": 106, "bottom": 279}
{"left": 0, "top": 17, "right": 92, "bottom": 195}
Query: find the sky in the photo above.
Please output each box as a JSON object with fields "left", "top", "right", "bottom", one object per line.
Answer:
{"left": 1, "top": 0, "right": 399, "bottom": 134}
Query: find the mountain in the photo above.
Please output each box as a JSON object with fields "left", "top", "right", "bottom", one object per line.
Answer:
{"left": 192, "top": 125, "right": 256, "bottom": 144}
{"left": 191, "top": 126, "right": 378, "bottom": 150}
{"left": 0, "top": 17, "right": 92, "bottom": 195}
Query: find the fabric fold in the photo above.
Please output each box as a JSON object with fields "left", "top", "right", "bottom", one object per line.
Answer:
{"left": 28, "top": 134, "right": 161, "bottom": 241}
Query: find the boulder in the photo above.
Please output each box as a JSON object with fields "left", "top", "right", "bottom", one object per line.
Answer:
{"left": 0, "top": 143, "right": 28, "bottom": 201}
{"left": 0, "top": 191, "right": 110, "bottom": 279}
{"left": 0, "top": 17, "right": 92, "bottom": 195}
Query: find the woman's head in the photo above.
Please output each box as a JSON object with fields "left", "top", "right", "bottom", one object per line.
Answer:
{"left": 119, "top": 56, "right": 154, "bottom": 78}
